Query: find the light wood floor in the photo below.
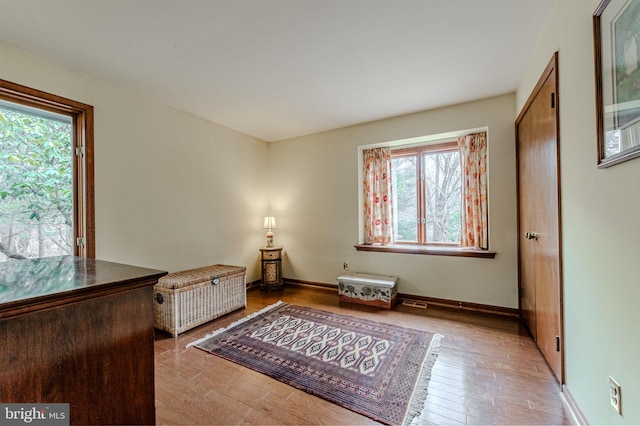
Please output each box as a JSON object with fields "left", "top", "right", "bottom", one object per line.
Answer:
{"left": 154, "top": 285, "right": 572, "bottom": 425}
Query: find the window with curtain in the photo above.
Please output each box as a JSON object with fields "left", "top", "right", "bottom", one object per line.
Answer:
{"left": 360, "top": 131, "right": 491, "bottom": 257}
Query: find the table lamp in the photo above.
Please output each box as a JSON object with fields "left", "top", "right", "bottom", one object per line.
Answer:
{"left": 262, "top": 216, "right": 277, "bottom": 247}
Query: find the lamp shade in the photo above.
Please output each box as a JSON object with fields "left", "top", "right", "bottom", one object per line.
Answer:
{"left": 263, "top": 216, "right": 277, "bottom": 230}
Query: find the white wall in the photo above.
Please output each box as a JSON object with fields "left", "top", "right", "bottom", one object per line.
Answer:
{"left": 517, "top": 0, "right": 640, "bottom": 424}
{"left": 269, "top": 94, "right": 519, "bottom": 308}
{"left": 0, "top": 41, "right": 269, "bottom": 281}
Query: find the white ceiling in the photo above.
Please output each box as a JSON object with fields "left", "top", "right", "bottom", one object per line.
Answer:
{"left": 0, "top": 0, "right": 556, "bottom": 141}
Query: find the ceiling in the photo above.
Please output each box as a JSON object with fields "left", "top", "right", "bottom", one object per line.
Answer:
{"left": 0, "top": 0, "right": 556, "bottom": 141}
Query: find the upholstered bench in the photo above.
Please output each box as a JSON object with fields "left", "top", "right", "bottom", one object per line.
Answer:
{"left": 337, "top": 272, "right": 398, "bottom": 309}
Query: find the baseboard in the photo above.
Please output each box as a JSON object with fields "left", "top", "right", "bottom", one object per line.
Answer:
{"left": 398, "top": 293, "right": 519, "bottom": 317}
{"left": 561, "top": 385, "right": 589, "bottom": 425}
{"left": 284, "top": 278, "right": 336, "bottom": 289}
{"left": 248, "top": 278, "right": 333, "bottom": 291}
{"left": 246, "top": 279, "right": 262, "bottom": 289}
{"left": 283, "top": 277, "right": 519, "bottom": 318}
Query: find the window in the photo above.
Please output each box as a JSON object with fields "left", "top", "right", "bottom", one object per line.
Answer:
{"left": 391, "top": 142, "right": 461, "bottom": 245}
{"left": 0, "top": 79, "right": 94, "bottom": 261}
{"left": 357, "top": 130, "right": 494, "bottom": 258}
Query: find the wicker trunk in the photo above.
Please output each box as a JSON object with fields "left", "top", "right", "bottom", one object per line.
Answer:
{"left": 153, "top": 264, "right": 246, "bottom": 335}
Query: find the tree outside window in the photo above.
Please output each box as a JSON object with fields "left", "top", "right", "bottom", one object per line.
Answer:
{"left": 0, "top": 79, "right": 94, "bottom": 261}
{"left": 391, "top": 142, "right": 461, "bottom": 245}
{"left": 0, "top": 103, "right": 73, "bottom": 260}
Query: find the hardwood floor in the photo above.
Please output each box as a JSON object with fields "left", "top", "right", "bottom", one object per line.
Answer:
{"left": 154, "top": 285, "right": 572, "bottom": 425}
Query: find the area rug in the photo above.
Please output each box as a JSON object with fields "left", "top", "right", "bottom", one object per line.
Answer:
{"left": 188, "top": 301, "right": 442, "bottom": 425}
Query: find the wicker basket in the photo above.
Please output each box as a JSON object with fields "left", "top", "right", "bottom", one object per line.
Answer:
{"left": 153, "top": 264, "right": 246, "bottom": 335}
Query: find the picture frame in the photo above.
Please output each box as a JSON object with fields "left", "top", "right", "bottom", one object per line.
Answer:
{"left": 594, "top": 0, "right": 640, "bottom": 168}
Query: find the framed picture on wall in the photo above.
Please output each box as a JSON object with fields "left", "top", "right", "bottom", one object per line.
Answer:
{"left": 594, "top": 0, "right": 640, "bottom": 168}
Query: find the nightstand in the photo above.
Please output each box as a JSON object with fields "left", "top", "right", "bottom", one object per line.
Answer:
{"left": 260, "top": 246, "right": 283, "bottom": 291}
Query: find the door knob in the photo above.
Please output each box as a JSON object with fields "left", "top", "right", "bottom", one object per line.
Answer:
{"left": 525, "top": 231, "right": 539, "bottom": 240}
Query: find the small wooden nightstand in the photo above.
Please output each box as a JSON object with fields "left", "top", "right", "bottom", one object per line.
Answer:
{"left": 260, "top": 246, "right": 283, "bottom": 291}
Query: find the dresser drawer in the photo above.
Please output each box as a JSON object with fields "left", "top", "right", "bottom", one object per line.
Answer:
{"left": 261, "top": 249, "right": 281, "bottom": 260}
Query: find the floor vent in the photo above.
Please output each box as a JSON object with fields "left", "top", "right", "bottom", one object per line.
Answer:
{"left": 401, "top": 299, "right": 428, "bottom": 309}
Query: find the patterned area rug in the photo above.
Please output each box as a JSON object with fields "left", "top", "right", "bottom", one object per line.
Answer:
{"left": 188, "top": 301, "right": 442, "bottom": 425}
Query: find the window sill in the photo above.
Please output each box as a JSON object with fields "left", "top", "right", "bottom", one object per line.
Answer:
{"left": 354, "top": 244, "right": 496, "bottom": 258}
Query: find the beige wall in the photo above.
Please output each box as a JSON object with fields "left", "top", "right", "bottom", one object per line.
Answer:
{"left": 268, "top": 94, "right": 519, "bottom": 308}
{"left": 7, "top": 6, "right": 637, "bottom": 421}
{"left": 517, "top": 0, "right": 640, "bottom": 423}
{"left": 0, "top": 41, "right": 269, "bottom": 280}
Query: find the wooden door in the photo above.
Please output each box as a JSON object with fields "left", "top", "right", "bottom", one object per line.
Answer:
{"left": 516, "top": 53, "right": 563, "bottom": 383}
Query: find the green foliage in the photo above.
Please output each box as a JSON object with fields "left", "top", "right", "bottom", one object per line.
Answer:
{"left": 391, "top": 156, "right": 418, "bottom": 241}
{"left": 616, "top": 67, "right": 640, "bottom": 104}
{"left": 0, "top": 106, "right": 73, "bottom": 259}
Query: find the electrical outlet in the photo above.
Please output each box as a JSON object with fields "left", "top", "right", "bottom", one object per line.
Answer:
{"left": 343, "top": 261, "right": 349, "bottom": 271}
{"left": 609, "top": 376, "right": 622, "bottom": 415}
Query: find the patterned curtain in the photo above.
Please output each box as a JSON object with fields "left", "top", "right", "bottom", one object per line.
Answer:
{"left": 458, "top": 132, "right": 488, "bottom": 249}
{"left": 363, "top": 147, "right": 394, "bottom": 245}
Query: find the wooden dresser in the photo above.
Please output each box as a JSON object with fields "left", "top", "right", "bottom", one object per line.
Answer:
{"left": 0, "top": 256, "right": 167, "bottom": 425}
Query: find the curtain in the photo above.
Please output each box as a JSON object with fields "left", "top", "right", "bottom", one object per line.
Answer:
{"left": 458, "top": 132, "right": 488, "bottom": 249}
{"left": 363, "top": 147, "right": 393, "bottom": 245}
